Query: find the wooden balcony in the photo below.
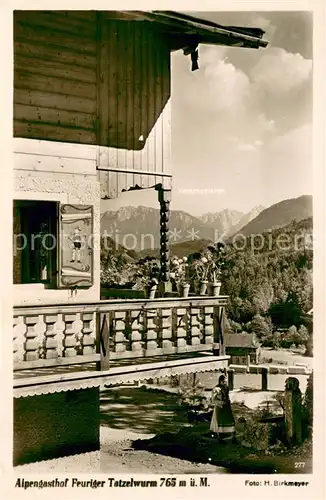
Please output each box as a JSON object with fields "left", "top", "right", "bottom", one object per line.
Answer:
{"left": 13, "top": 296, "right": 228, "bottom": 371}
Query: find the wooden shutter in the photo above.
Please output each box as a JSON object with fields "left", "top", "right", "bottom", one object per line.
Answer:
{"left": 58, "top": 204, "right": 94, "bottom": 288}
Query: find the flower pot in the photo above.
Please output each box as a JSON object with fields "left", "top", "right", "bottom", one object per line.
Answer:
{"left": 207, "top": 281, "right": 221, "bottom": 297}
{"left": 199, "top": 280, "right": 208, "bottom": 296}
{"left": 178, "top": 283, "right": 190, "bottom": 298}
{"left": 144, "top": 285, "right": 157, "bottom": 299}
{"left": 193, "top": 280, "right": 200, "bottom": 295}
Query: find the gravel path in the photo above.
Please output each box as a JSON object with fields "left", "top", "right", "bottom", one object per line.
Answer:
{"left": 14, "top": 451, "right": 101, "bottom": 473}
{"left": 100, "top": 427, "right": 225, "bottom": 474}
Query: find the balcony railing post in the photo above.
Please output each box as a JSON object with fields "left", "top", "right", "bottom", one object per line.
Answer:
{"left": 219, "top": 306, "right": 226, "bottom": 356}
{"left": 156, "top": 184, "right": 172, "bottom": 296}
{"left": 97, "top": 312, "right": 110, "bottom": 371}
{"left": 95, "top": 311, "right": 101, "bottom": 370}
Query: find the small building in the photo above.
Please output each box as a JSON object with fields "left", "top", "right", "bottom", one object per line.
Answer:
{"left": 224, "top": 333, "right": 261, "bottom": 365}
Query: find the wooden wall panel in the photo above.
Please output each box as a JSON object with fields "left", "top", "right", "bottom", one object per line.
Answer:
{"left": 15, "top": 11, "right": 98, "bottom": 37}
{"left": 97, "top": 17, "right": 171, "bottom": 182}
{"left": 13, "top": 11, "right": 172, "bottom": 194}
{"left": 139, "top": 25, "right": 149, "bottom": 171}
{"left": 132, "top": 22, "right": 143, "bottom": 173}
{"left": 125, "top": 22, "right": 135, "bottom": 171}
{"left": 15, "top": 89, "right": 96, "bottom": 115}
{"left": 14, "top": 72, "right": 97, "bottom": 99}
{"left": 14, "top": 41, "right": 97, "bottom": 68}
{"left": 14, "top": 104, "right": 95, "bottom": 131}
{"left": 14, "top": 122, "right": 97, "bottom": 144}
{"left": 14, "top": 11, "right": 98, "bottom": 145}
{"left": 162, "top": 41, "right": 172, "bottom": 177}
{"left": 14, "top": 56, "right": 97, "bottom": 83}
{"left": 14, "top": 21, "right": 97, "bottom": 53}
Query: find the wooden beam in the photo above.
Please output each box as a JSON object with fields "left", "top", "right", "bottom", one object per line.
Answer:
{"left": 14, "top": 296, "right": 229, "bottom": 316}
{"left": 14, "top": 354, "right": 230, "bottom": 398}
{"left": 14, "top": 354, "right": 100, "bottom": 371}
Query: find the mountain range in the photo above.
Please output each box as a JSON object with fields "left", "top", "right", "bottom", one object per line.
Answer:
{"left": 198, "top": 209, "right": 244, "bottom": 235}
{"left": 233, "top": 195, "right": 312, "bottom": 237}
{"left": 100, "top": 195, "right": 312, "bottom": 252}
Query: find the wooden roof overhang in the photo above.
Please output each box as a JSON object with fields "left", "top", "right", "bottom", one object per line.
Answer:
{"left": 97, "top": 10, "right": 268, "bottom": 197}
{"left": 105, "top": 10, "right": 268, "bottom": 53}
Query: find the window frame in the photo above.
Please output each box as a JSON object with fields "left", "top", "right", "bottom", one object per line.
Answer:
{"left": 13, "top": 199, "right": 58, "bottom": 287}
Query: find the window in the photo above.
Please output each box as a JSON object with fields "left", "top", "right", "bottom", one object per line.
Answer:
{"left": 13, "top": 200, "right": 58, "bottom": 285}
{"left": 13, "top": 200, "right": 94, "bottom": 288}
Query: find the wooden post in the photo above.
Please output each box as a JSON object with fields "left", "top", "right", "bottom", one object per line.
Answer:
{"left": 156, "top": 185, "right": 172, "bottom": 296}
{"left": 96, "top": 311, "right": 101, "bottom": 371}
{"left": 228, "top": 369, "right": 235, "bottom": 391}
{"left": 98, "top": 313, "right": 110, "bottom": 371}
{"left": 261, "top": 367, "right": 268, "bottom": 391}
{"left": 214, "top": 306, "right": 226, "bottom": 355}
{"left": 284, "top": 377, "right": 302, "bottom": 445}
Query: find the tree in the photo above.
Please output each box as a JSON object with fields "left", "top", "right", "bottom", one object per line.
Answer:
{"left": 273, "top": 331, "right": 283, "bottom": 349}
{"left": 302, "top": 373, "right": 313, "bottom": 439}
{"left": 281, "top": 325, "right": 298, "bottom": 348}
{"left": 246, "top": 314, "right": 272, "bottom": 339}
{"left": 295, "top": 268, "right": 313, "bottom": 313}
{"left": 268, "top": 294, "right": 302, "bottom": 328}
{"left": 203, "top": 219, "right": 313, "bottom": 333}
{"left": 229, "top": 319, "right": 242, "bottom": 333}
{"left": 252, "top": 283, "right": 274, "bottom": 314}
{"left": 288, "top": 325, "right": 297, "bottom": 336}
{"left": 298, "top": 324, "right": 309, "bottom": 342}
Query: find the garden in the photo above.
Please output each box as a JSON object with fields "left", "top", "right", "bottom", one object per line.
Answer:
{"left": 130, "top": 373, "right": 313, "bottom": 474}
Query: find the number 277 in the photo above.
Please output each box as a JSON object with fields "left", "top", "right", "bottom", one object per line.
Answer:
{"left": 294, "top": 462, "right": 305, "bottom": 468}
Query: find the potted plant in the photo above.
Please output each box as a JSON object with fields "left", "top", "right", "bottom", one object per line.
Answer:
{"left": 170, "top": 256, "right": 190, "bottom": 298}
{"left": 187, "top": 253, "right": 210, "bottom": 295}
{"left": 207, "top": 270, "right": 221, "bottom": 296}
{"left": 198, "top": 256, "right": 209, "bottom": 295}
{"left": 135, "top": 257, "right": 160, "bottom": 299}
{"left": 206, "top": 243, "right": 225, "bottom": 296}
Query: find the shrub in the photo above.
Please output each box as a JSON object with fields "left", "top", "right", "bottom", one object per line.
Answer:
{"left": 261, "top": 336, "right": 276, "bottom": 348}
{"left": 246, "top": 314, "right": 272, "bottom": 339}
{"left": 240, "top": 413, "right": 270, "bottom": 451}
{"left": 134, "top": 257, "right": 160, "bottom": 287}
{"left": 302, "top": 373, "right": 313, "bottom": 439}
{"left": 229, "top": 319, "right": 242, "bottom": 333}
{"left": 238, "top": 406, "right": 289, "bottom": 453}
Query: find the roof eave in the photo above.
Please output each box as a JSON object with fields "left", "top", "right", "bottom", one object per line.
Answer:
{"left": 117, "top": 10, "right": 269, "bottom": 51}
{"left": 173, "top": 37, "right": 268, "bottom": 51}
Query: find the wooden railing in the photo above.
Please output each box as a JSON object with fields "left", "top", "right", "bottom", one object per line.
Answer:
{"left": 13, "top": 296, "right": 228, "bottom": 371}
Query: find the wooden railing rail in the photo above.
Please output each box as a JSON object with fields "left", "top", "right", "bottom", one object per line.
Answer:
{"left": 13, "top": 296, "right": 228, "bottom": 371}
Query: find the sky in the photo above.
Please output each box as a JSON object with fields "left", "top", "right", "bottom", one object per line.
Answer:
{"left": 101, "top": 11, "right": 313, "bottom": 216}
